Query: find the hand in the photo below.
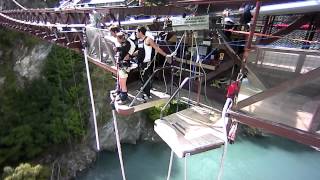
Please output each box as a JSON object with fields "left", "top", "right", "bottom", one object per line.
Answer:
{"left": 166, "top": 51, "right": 177, "bottom": 58}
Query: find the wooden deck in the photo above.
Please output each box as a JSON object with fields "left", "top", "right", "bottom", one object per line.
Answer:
{"left": 111, "top": 82, "right": 170, "bottom": 115}
{"left": 154, "top": 106, "right": 225, "bottom": 158}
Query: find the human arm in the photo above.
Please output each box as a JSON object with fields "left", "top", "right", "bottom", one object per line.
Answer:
{"left": 127, "top": 38, "right": 136, "bottom": 56}
{"left": 146, "top": 37, "right": 167, "bottom": 57}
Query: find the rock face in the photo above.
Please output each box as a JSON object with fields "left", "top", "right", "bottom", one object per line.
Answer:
{"left": 13, "top": 44, "right": 52, "bottom": 82}
{"left": 98, "top": 112, "right": 162, "bottom": 151}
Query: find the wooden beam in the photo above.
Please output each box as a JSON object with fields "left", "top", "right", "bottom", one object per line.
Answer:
{"left": 236, "top": 67, "right": 320, "bottom": 109}
{"left": 228, "top": 110, "right": 320, "bottom": 148}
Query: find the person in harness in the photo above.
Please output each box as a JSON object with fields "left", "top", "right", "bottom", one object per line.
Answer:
{"left": 224, "top": 80, "right": 240, "bottom": 144}
{"left": 114, "top": 32, "right": 136, "bottom": 104}
{"left": 134, "top": 26, "right": 175, "bottom": 101}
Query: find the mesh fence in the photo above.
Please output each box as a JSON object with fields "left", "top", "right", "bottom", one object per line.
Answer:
{"left": 85, "top": 27, "right": 117, "bottom": 67}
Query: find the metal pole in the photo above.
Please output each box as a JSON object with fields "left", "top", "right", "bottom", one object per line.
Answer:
{"left": 242, "top": 0, "right": 261, "bottom": 69}
{"left": 83, "top": 47, "right": 100, "bottom": 151}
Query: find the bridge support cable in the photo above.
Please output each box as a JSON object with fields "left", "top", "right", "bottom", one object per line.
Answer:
{"left": 166, "top": 150, "right": 174, "bottom": 180}
{"left": 184, "top": 153, "right": 190, "bottom": 180}
{"left": 83, "top": 47, "right": 100, "bottom": 151}
{"left": 111, "top": 104, "right": 127, "bottom": 180}
{"left": 217, "top": 98, "right": 233, "bottom": 180}
{"left": 11, "top": 0, "right": 27, "bottom": 10}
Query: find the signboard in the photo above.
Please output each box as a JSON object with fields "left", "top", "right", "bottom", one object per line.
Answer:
{"left": 171, "top": 15, "right": 210, "bottom": 31}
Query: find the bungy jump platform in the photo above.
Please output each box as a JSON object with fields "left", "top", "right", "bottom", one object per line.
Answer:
{"left": 155, "top": 105, "right": 225, "bottom": 158}
{"left": 109, "top": 79, "right": 226, "bottom": 158}
{"left": 110, "top": 82, "right": 171, "bottom": 116}
{"left": 87, "top": 41, "right": 226, "bottom": 158}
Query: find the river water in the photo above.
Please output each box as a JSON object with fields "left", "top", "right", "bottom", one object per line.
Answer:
{"left": 77, "top": 135, "right": 320, "bottom": 180}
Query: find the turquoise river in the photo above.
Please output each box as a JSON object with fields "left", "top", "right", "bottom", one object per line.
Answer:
{"left": 77, "top": 134, "right": 320, "bottom": 180}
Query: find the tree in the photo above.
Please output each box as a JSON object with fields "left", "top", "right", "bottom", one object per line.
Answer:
{"left": 3, "top": 163, "right": 50, "bottom": 180}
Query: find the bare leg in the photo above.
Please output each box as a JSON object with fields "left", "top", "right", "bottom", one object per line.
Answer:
{"left": 119, "top": 77, "right": 128, "bottom": 93}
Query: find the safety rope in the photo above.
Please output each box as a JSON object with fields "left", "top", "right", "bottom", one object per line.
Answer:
{"left": 162, "top": 32, "right": 186, "bottom": 94}
{"left": 187, "top": 32, "right": 195, "bottom": 103}
{"left": 176, "top": 31, "right": 187, "bottom": 111}
{"left": 111, "top": 103, "right": 127, "bottom": 180}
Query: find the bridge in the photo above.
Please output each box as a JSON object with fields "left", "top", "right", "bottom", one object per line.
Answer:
{"left": 1, "top": 1, "right": 320, "bottom": 179}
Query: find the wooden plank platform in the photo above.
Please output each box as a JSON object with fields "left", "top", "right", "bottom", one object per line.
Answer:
{"left": 111, "top": 82, "right": 170, "bottom": 116}
{"left": 154, "top": 106, "right": 225, "bottom": 158}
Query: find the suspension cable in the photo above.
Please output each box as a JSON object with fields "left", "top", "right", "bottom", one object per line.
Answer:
{"left": 184, "top": 153, "right": 190, "bottom": 180}
{"left": 83, "top": 46, "right": 100, "bottom": 151}
{"left": 166, "top": 150, "right": 174, "bottom": 180}
{"left": 11, "top": 0, "right": 27, "bottom": 10}
{"left": 111, "top": 104, "right": 127, "bottom": 180}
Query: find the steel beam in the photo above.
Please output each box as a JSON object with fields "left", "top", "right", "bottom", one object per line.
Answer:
{"left": 309, "top": 104, "right": 320, "bottom": 132}
{"left": 229, "top": 110, "right": 320, "bottom": 148}
{"left": 236, "top": 67, "right": 320, "bottom": 109}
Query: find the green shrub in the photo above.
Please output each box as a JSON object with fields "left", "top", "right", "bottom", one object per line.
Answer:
{"left": 145, "top": 100, "right": 188, "bottom": 122}
{"left": 3, "top": 163, "right": 50, "bottom": 180}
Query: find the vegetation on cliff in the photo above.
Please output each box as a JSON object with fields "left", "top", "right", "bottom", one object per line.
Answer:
{"left": 0, "top": 30, "right": 89, "bottom": 168}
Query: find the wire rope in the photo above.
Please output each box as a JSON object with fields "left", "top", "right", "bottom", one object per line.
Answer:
{"left": 11, "top": 0, "right": 27, "bottom": 10}
{"left": 111, "top": 107, "right": 127, "bottom": 180}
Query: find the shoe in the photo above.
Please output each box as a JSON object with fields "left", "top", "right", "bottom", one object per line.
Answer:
{"left": 136, "top": 94, "right": 152, "bottom": 102}
{"left": 143, "top": 94, "right": 152, "bottom": 100}
{"left": 136, "top": 93, "right": 146, "bottom": 102}
{"left": 117, "top": 98, "right": 129, "bottom": 105}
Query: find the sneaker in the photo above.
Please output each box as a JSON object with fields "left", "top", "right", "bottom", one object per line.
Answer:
{"left": 136, "top": 94, "right": 152, "bottom": 102}
{"left": 136, "top": 93, "right": 146, "bottom": 102}
{"left": 143, "top": 94, "right": 152, "bottom": 100}
{"left": 117, "top": 98, "right": 130, "bottom": 105}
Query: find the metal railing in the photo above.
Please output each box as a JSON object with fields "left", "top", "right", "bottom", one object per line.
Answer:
{"left": 129, "top": 65, "right": 202, "bottom": 107}
{"left": 160, "top": 74, "right": 202, "bottom": 120}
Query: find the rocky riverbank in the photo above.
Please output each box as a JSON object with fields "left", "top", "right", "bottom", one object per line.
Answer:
{"left": 40, "top": 111, "right": 162, "bottom": 180}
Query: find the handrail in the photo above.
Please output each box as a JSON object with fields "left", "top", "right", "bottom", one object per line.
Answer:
{"left": 129, "top": 65, "right": 202, "bottom": 107}
{"left": 160, "top": 74, "right": 202, "bottom": 120}
{"left": 129, "top": 66, "right": 171, "bottom": 107}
